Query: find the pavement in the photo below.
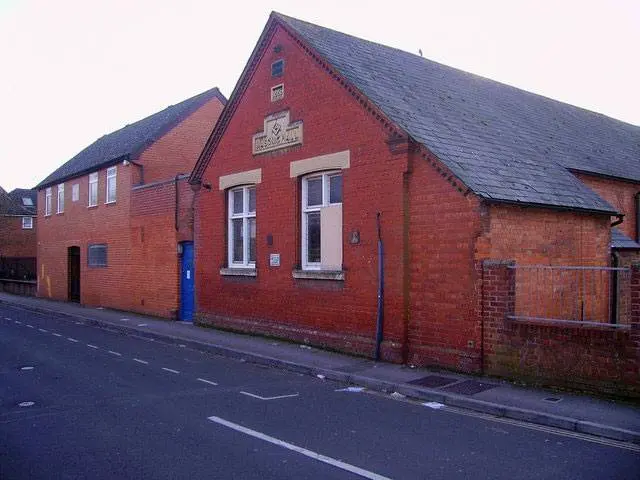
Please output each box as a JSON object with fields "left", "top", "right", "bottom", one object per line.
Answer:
{"left": 2, "top": 291, "right": 639, "bottom": 444}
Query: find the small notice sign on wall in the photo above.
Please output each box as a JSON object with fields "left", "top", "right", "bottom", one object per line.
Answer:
{"left": 270, "top": 254, "right": 281, "bottom": 267}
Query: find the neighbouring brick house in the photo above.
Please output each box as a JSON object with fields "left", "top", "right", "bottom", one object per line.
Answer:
{"left": 36, "top": 88, "right": 226, "bottom": 319}
{"left": 189, "top": 13, "right": 640, "bottom": 396}
{"left": 0, "top": 187, "right": 37, "bottom": 293}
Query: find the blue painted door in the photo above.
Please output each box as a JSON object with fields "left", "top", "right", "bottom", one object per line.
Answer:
{"left": 180, "top": 242, "right": 194, "bottom": 321}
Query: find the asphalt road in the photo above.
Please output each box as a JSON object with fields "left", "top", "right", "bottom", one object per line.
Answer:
{"left": 1, "top": 304, "right": 639, "bottom": 480}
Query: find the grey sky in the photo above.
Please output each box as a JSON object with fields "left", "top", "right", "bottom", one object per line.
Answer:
{"left": 1, "top": 0, "right": 638, "bottom": 192}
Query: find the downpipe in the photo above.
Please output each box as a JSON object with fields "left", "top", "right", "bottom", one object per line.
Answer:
{"left": 374, "top": 212, "right": 385, "bottom": 361}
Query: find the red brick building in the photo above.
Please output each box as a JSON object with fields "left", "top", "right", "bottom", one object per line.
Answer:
{"left": 0, "top": 187, "right": 37, "bottom": 288}
{"left": 189, "top": 14, "right": 640, "bottom": 395}
{"left": 36, "top": 88, "right": 226, "bottom": 319}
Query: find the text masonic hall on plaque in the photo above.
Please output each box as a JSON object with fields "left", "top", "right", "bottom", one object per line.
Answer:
{"left": 253, "top": 110, "right": 303, "bottom": 155}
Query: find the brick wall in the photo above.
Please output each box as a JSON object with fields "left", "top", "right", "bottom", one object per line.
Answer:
{"left": 37, "top": 97, "right": 220, "bottom": 316}
{"left": 140, "top": 98, "right": 225, "bottom": 184}
{"left": 195, "top": 24, "right": 409, "bottom": 360}
{"left": 482, "top": 261, "right": 640, "bottom": 398}
{"left": 576, "top": 172, "right": 640, "bottom": 241}
{"left": 0, "top": 215, "right": 36, "bottom": 258}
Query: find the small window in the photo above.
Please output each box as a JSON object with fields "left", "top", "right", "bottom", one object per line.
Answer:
{"left": 57, "top": 183, "right": 64, "bottom": 213}
{"left": 22, "top": 197, "right": 33, "bottom": 206}
{"left": 106, "top": 166, "right": 117, "bottom": 203}
{"left": 45, "top": 187, "right": 52, "bottom": 216}
{"left": 271, "top": 59, "right": 284, "bottom": 77}
{"left": 88, "top": 244, "right": 107, "bottom": 267}
{"left": 228, "top": 185, "right": 256, "bottom": 268}
{"left": 72, "top": 183, "right": 79, "bottom": 202}
{"left": 301, "top": 172, "right": 343, "bottom": 270}
{"left": 88, "top": 172, "right": 98, "bottom": 206}
{"left": 22, "top": 217, "right": 33, "bottom": 229}
{"left": 271, "top": 84, "right": 284, "bottom": 102}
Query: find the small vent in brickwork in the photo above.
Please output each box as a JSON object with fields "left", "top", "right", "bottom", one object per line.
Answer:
{"left": 271, "top": 84, "right": 284, "bottom": 102}
{"left": 407, "top": 375, "right": 458, "bottom": 388}
{"left": 442, "top": 380, "right": 497, "bottom": 396}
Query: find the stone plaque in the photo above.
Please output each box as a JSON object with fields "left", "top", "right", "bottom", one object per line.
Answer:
{"left": 253, "top": 111, "right": 303, "bottom": 155}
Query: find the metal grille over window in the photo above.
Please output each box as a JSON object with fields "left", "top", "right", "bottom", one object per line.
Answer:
{"left": 88, "top": 173, "right": 98, "bottom": 206}
{"left": 228, "top": 186, "right": 256, "bottom": 268}
{"left": 106, "top": 167, "right": 117, "bottom": 203}
{"left": 88, "top": 244, "right": 107, "bottom": 267}
{"left": 271, "top": 84, "right": 284, "bottom": 102}
{"left": 302, "top": 172, "right": 343, "bottom": 270}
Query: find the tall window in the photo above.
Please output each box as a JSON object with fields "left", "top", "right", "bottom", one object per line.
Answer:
{"left": 228, "top": 185, "right": 256, "bottom": 268}
{"left": 106, "top": 166, "right": 117, "bottom": 203}
{"left": 72, "top": 183, "right": 79, "bottom": 202}
{"left": 22, "top": 217, "right": 33, "bottom": 229}
{"left": 57, "top": 183, "right": 64, "bottom": 213}
{"left": 302, "top": 172, "right": 343, "bottom": 270}
{"left": 45, "top": 187, "right": 52, "bottom": 216}
{"left": 88, "top": 172, "right": 98, "bottom": 206}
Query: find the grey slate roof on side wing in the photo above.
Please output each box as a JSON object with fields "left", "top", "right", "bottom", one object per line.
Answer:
{"left": 0, "top": 188, "right": 36, "bottom": 216}
{"left": 276, "top": 13, "right": 640, "bottom": 214}
{"left": 37, "top": 88, "right": 226, "bottom": 189}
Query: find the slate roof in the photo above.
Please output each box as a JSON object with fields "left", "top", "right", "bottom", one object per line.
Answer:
{"left": 0, "top": 187, "right": 37, "bottom": 216}
{"left": 611, "top": 228, "right": 640, "bottom": 250}
{"left": 275, "top": 13, "right": 640, "bottom": 214}
{"left": 37, "top": 88, "right": 227, "bottom": 189}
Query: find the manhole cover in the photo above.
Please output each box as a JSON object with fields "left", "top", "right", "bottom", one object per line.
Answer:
{"left": 442, "top": 380, "right": 497, "bottom": 395}
{"left": 408, "top": 375, "right": 458, "bottom": 388}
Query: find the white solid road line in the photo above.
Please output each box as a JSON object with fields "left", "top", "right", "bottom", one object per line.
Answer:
{"left": 87, "top": 344, "right": 99, "bottom": 349}
{"left": 197, "top": 378, "right": 218, "bottom": 386}
{"left": 240, "top": 391, "right": 299, "bottom": 401}
{"left": 162, "top": 367, "right": 180, "bottom": 374}
{"left": 208, "top": 416, "right": 392, "bottom": 480}
{"left": 133, "top": 358, "right": 149, "bottom": 365}
{"left": 108, "top": 350, "right": 122, "bottom": 356}
{"left": 67, "top": 337, "right": 79, "bottom": 343}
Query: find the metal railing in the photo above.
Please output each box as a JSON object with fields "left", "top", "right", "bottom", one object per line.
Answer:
{"left": 507, "top": 265, "right": 631, "bottom": 326}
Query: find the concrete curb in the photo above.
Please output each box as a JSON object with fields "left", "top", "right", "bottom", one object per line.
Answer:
{"left": 3, "top": 298, "right": 640, "bottom": 445}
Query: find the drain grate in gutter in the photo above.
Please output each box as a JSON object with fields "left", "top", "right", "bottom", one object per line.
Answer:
{"left": 407, "top": 375, "right": 459, "bottom": 388}
{"left": 441, "top": 380, "right": 497, "bottom": 395}
{"left": 543, "top": 397, "right": 563, "bottom": 403}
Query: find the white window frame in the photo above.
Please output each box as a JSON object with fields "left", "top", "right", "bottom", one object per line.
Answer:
{"left": 301, "top": 171, "right": 342, "bottom": 271}
{"left": 105, "top": 166, "right": 117, "bottom": 204}
{"left": 22, "top": 217, "right": 33, "bottom": 229}
{"left": 88, "top": 172, "right": 98, "bottom": 207}
{"left": 57, "top": 183, "right": 64, "bottom": 213}
{"left": 227, "top": 185, "right": 256, "bottom": 268}
{"left": 45, "top": 187, "right": 52, "bottom": 216}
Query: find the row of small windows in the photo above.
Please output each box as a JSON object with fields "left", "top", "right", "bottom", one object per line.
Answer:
{"left": 227, "top": 171, "right": 343, "bottom": 271}
{"left": 44, "top": 167, "right": 117, "bottom": 216}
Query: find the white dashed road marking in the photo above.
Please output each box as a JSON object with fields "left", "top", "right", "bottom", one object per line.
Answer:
{"left": 68, "top": 337, "right": 79, "bottom": 343}
{"left": 240, "top": 391, "right": 299, "bottom": 401}
{"left": 26, "top": 324, "right": 34, "bottom": 328}
{"left": 208, "top": 415, "right": 392, "bottom": 480}
{"left": 162, "top": 367, "right": 180, "bottom": 374}
{"left": 21, "top": 366, "right": 34, "bottom": 371}
{"left": 108, "top": 350, "right": 122, "bottom": 357}
{"left": 133, "top": 358, "right": 149, "bottom": 365}
{"left": 14, "top": 320, "right": 22, "bottom": 324}
{"left": 197, "top": 378, "right": 218, "bottom": 386}
{"left": 87, "top": 344, "right": 99, "bottom": 349}
{"left": 120, "top": 318, "right": 130, "bottom": 322}
{"left": 138, "top": 323, "right": 148, "bottom": 327}
{"left": 4, "top": 317, "right": 11, "bottom": 320}
{"left": 19, "top": 401, "right": 35, "bottom": 408}
{"left": 52, "top": 333, "right": 62, "bottom": 337}
{"left": 38, "top": 328, "right": 48, "bottom": 333}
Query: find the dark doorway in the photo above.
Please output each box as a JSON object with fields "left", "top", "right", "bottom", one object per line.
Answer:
{"left": 67, "top": 246, "right": 80, "bottom": 303}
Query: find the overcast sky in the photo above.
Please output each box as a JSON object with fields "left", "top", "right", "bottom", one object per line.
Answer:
{"left": 1, "top": 0, "right": 638, "bottom": 192}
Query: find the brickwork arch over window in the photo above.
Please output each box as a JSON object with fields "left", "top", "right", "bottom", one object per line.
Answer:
{"left": 301, "top": 171, "right": 342, "bottom": 271}
{"left": 228, "top": 185, "right": 256, "bottom": 268}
